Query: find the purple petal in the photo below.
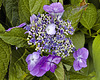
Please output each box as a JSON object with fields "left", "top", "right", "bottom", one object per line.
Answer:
{"left": 52, "top": 56, "right": 61, "bottom": 64}
{"left": 43, "top": 2, "right": 64, "bottom": 14}
{"left": 26, "top": 54, "right": 32, "bottom": 63}
{"left": 78, "top": 48, "right": 89, "bottom": 59}
{"left": 28, "top": 62, "right": 36, "bottom": 71}
{"left": 50, "top": 2, "right": 64, "bottom": 13}
{"left": 32, "top": 52, "right": 40, "bottom": 60}
{"left": 6, "top": 27, "right": 15, "bottom": 31}
{"left": 47, "top": 54, "right": 53, "bottom": 62}
{"left": 30, "top": 14, "right": 36, "bottom": 23}
{"left": 73, "top": 51, "right": 78, "bottom": 59}
{"left": 41, "top": 62, "right": 51, "bottom": 71}
{"left": 30, "top": 66, "right": 39, "bottom": 76}
{"left": 50, "top": 63, "right": 57, "bottom": 73}
{"left": 36, "top": 69, "right": 47, "bottom": 77}
{"left": 24, "top": 25, "right": 31, "bottom": 31}
{"left": 43, "top": 5, "right": 53, "bottom": 13}
{"left": 16, "top": 22, "right": 26, "bottom": 28}
{"left": 79, "top": 59, "right": 87, "bottom": 68}
{"left": 24, "top": 31, "right": 32, "bottom": 35}
{"left": 73, "top": 60, "right": 82, "bottom": 71}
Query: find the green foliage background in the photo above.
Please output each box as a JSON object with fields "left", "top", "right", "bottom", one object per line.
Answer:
{"left": 0, "top": 0, "right": 100, "bottom": 80}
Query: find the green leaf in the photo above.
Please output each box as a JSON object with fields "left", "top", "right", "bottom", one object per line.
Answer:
{"left": 39, "top": 75, "right": 50, "bottom": 80}
{"left": 92, "top": 35, "right": 100, "bottom": 80}
{"left": 54, "top": 62, "right": 64, "bottom": 80}
{"left": 9, "top": 48, "right": 28, "bottom": 80}
{"left": 0, "top": 0, "right": 2, "bottom": 8}
{"left": 0, "top": 28, "right": 28, "bottom": 48}
{"left": 19, "top": 0, "right": 49, "bottom": 23}
{"left": 18, "top": 0, "right": 31, "bottom": 23}
{"left": 71, "top": 0, "right": 88, "bottom": 6}
{"left": 80, "top": 4, "right": 97, "bottom": 29}
{"left": 51, "top": 0, "right": 57, "bottom": 3}
{"left": 0, "top": 39, "right": 11, "bottom": 80}
{"left": 3, "top": 0, "right": 20, "bottom": 26}
{"left": 65, "top": 71, "right": 91, "bottom": 80}
{"left": 92, "top": 9, "right": 100, "bottom": 31}
{"left": 72, "top": 31, "right": 85, "bottom": 50}
{"left": 62, "top": 5, "right": 86, "bottom": 28}
{"left": 0, "top": 24, "right": 5, "bottom": 33}
{"left": 9, "top": 49, "right": 32, "bottom": 80}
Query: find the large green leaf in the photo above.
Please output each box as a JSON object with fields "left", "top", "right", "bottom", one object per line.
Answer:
{"left": 0, "top": 28, "right": 28, "bottom": 48}
{"left": 19, "top": 0, "right": 49, "bottom": 23}
{"left": 92, "top": 9, "right": 100, "bottom": 31}
{"left": 0, "top": 39, "right": 11, "bottom": 80}
{"left": 54, "top": 62, "right": 64, "bottom": 80}
{"left": 72, "top": 31, "right": 85, "bottom": 50}
{"left": 9, "top": 49, "right": 30, "bottom": 80}
{"left": 63, "top": 5, "right": 86, "bottom": 28}
{"left": 80, "top": 4, "right": 97, "bottom": 29}
{"left": 0, "top": 24, "right": 5, "bottom": 33}
{"left": 92, "top": 35, "right": 100, "bottom": 80}
{"left": 3, "top": 0, "right": 20, "bottom": 26}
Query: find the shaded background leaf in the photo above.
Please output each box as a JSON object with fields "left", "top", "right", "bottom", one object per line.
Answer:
{"left": 3, "top": 0, "right": 20, "bottom": 26}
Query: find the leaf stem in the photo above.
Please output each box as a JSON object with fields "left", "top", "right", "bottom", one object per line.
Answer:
{"left": 89, "top": 29, "right": 91, "bottom": 36}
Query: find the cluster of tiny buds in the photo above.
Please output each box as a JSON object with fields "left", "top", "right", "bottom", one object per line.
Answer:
{"left": 25, "top": 13, "right": 75, "bottom": 58}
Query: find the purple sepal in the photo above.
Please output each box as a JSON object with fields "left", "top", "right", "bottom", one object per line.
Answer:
{"left": 30, "top": 56, "right": 47, "bottom": 77}
{"left": 6, "top": 27, "right": 15, "bottom": 32}
{"left": 73, "top": 47, "right": 89, "bottom": 71}
{"left": 43, "top": 2, "right": 64, "bottom": 13}
{"left": 16, "top": 22, "right": 26, "bottom": 28}
{"left": 6, "top": 22, "right": 26, "bottom": 31}
{"left": 43, "top": 2, "right": 64, "bottom": 19}
{"left": 30, "top": 14, "right": 36, "bottom": 23}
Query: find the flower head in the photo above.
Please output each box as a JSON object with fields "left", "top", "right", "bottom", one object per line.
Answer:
{"left": 25, "top": 14, "right": 75, "bottom": 58}
{"left": 73, "top": 47, "right": 89, "bottom": 71}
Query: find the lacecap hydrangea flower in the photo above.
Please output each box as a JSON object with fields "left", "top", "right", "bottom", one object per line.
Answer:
{"left": 25, "top": 4, "right": 75, "bottom": 58}
{"left": 6, "top": 2, "right": 89, "bottom": 77}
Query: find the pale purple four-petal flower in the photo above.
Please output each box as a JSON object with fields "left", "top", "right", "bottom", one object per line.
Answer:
{"left": 73, "top": 47, "right": 89, "bottom": 71}
{"left": 41, "top": 54, "right": 61, "bottom": 73}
